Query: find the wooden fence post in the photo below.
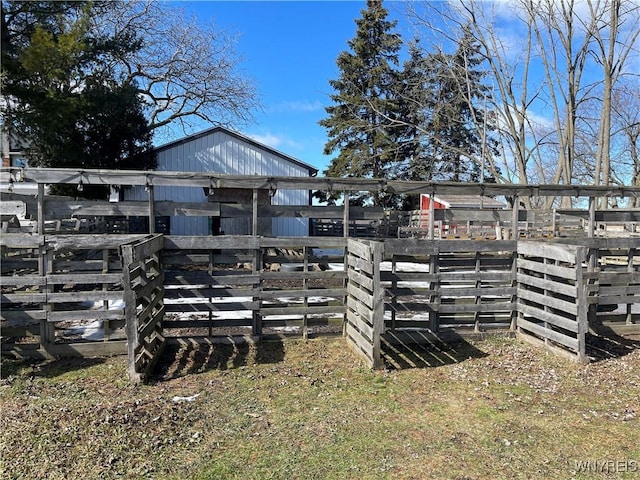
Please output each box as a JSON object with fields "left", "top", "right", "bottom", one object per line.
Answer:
{"left": 371, "top": 241, "right": 384, "bottom": 369}
{"left": 120, "top": 244, "right": 141, "bottom": 383}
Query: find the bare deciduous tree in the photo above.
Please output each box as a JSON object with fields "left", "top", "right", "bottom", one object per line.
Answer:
{"left": 93, "top": 1, "right": 260, "bottom": 139}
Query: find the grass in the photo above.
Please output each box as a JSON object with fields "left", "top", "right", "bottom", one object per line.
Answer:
{"left": 1, "top": 335, "right": 639, "bottom": 479}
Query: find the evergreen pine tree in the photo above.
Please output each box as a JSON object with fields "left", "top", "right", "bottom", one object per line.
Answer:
{"left": 423, "top": 24, "right": 499, "bottom": 183}
{"left": 318, "top": 0, "right": 403, "bottom": 207}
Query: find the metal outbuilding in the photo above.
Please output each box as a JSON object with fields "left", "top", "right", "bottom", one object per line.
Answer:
{"left": 123, "top": 126, "right": 318, "bottom": 236}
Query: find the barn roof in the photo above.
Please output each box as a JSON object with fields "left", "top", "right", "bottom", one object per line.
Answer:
{"left": 154, "top": 125, "right": 318, "bottom": 176}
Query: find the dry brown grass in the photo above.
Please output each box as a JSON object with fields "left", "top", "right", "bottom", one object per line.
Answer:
{"left": 1, "top": 335, "right": 639, "bottom": 479}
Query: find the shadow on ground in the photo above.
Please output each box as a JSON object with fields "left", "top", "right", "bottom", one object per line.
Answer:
{"left": 586, "top": 328, "right": 640, "bottom": 362}
{"left": 153, "top": 338, "right": 285, "bottom": 381}
{"left": 382, "top": 330, "right": 490, "bottom": 369}
{"left": 0, "top": 356, "right": 106, "bottom": 379}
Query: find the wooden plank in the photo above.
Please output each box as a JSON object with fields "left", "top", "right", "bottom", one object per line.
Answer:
{"left": 45, "top": 273, "right": 123, "bottom": 284}
{"left": 345, "top": 319, "right": 374, "bottom": 354}
{"left": 347, "top": 282, "right": 375, "bottom": 309}
{"left": 517, "top": 258, "right": 577, "bottom": 281}
{"left": 45, "top": 291, "right": 124, "bottom": 303}
{"left": 260, "top": 270, "right": 347, "bottom": 281}
{"left": 347, "top": 238, "right": 373, "bottom": 260}
{"left": 164, "top": 318, "right": 252, "bottom": 328}
{"left": 438, "top": 303, "right": 514, "bottom": 313}
{"left": 260, "top": 305, "right": 346, "bottom": 316}
{"left": 347, "top": 269, "right": 375, "bottom": 293}
{"left": 164, "top": 235, "right": 260, "bottom": 250}
{"left": 439, "top": 286, "right": 516, "bottom": 297}
{"left": 517, "top": 272, "right": 577, "bottom": 297}
{"left": 259, "top": 288, "right": 346, "bottom": 299}
{"left": 516, "top": 318, "right": 579, "bottom": 352}
{"left": 517, "top": 288, "right": 578, "bottom": 315}
{"left": 48, "top": 309, "right": 124, "bottom": 322}
{"left": 165, "top": 287, "right": 259, "bottom": 299}
{"left": 46, "top": 234, "right": 146, "bottom": 251}
{"left": 517, "top": 332, "right": 584, "bottom": 364}
{"left": 164, "top": 301, "right": 259, "bottom": 312}
{"left": 381, "top": 272, "right": 439, "bottom": 282}
{"left": 123, "top": 234, "right": 164, "bottom": 263}
{"left": 518, "top": 303, "right": 580, "bottom": 333}
{"left": 164, "top": 271, "right": 259, "bottom": 286}
{"left": 1, "top": 309, "right": 47, "bottom": 322}
{"left": 0, "top": 234, "right": 45, "bottom": 248}
{"left": 261, "top": 236, "right": 347, "bottom": 248}
{"left": 347, "top": 253, "right": 374, "bottom": 275}
{"left": 518, "top": 241, "right": 580, "bottom": 264}
{"left": 346, "top": 296, "right": 376, "bottom": 325}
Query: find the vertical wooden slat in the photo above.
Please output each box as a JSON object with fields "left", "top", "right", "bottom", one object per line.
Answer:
{"left": 343, "top": 191, "right": 350, "bottom": 238}
{"left": 121, "top": 244, "right": 142, "bottom": 383}
{"left": 37, "top": 183, "right": 45, "bottom": 234}
{"left": 588, "top": 196, "right": 595, "bottom": 238}
{"left": 575, "top": 246, "right": 588, "bottom": 363}
{"left": 371, "top": 241, "right": 384, "bottom": 369}
{"left": 511, "top": 196, "right": 519, "bottom": 240}
{"left": 148, "top": 185, "right": 155, "bottom": 234}
{"left": 252, "top": 188, "right": 258, "bottom": 236}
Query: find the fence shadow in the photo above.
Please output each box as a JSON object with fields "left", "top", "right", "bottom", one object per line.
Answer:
{"left": 586, "top": 328, "right": 640, "bottom": 362}
{"left": 152, "top": 337, "right": 285, "bottom": 381}
{"left": 381, "top": 330, "right": 490, "bottom": 370}
{"left": 1, "top": 356, "right": 107, "bottom": 379}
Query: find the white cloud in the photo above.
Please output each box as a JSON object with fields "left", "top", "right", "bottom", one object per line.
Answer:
{"left": 248, "top": 132, "right": 304, "bottom": 152}
{"left": 269, "top": 99, "right": 324, "bottom": 113}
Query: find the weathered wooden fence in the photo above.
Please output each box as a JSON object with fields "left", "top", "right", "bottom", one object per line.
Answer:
{"left": 516, "top": 241, "right": 589, "bottom": 363}
{"left": 382, "top": 239, "right": 517, "bottom": 334}
{"left": 121, "top": 234, "right": 166, "bottom": 383}
{"left": 344, "top": 239, "right": 384, "bottom": 368}
{"left": 1, "top": 233, "right": 142, "bottom": 358}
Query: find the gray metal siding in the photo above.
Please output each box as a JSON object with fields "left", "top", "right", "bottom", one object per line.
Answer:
{"left": 124, "top": 130, "right": 311, "bottom": 236}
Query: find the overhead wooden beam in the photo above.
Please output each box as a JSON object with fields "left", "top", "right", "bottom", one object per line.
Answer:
{"left": 3, "top": 167, "right": 640, "bottom": 198}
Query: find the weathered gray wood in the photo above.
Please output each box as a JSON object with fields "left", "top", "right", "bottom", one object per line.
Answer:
{"left": 260, "top": 305, "right": 346, "bottom": 316}
{"left": 517, "top": 271, "right": 577, "bottom": 297}
{"left": 0, "top": 234, "right": 45, "bottom": 248}
{"left": 518, "top": 241, "right": 580, "bottom": 264}
{"left": 517, "top": 288, "right": 578, "bottom": 315}
{"left": 517, "top": 258, "right": 577, "bottom": 281}
{"left": 516, "top": 318, "right": 580, "bottom": 351}
{"left": 164, "top": 235, "right": 261, "bottom": 250}
{"left": 259, "top": 288, "right": 346, "bottom": 299}
{"left": 9, "top": 167, "right": 640, "bottom": 198}
{"left": 518, "top": 304, "right": 579, "bottom": 333}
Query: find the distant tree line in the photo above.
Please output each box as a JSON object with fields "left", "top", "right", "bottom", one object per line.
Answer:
{"left": 320, "top": 0, "right": 640, "bottom": 209}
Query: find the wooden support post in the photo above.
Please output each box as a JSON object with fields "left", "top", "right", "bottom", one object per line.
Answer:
{"left": 343, "top": 191, "right": 350, "bottom": 238}
{"left": 252, "top": 242, "right": 262, "bottom": 338}
{"left": 303, "top": 245, "right": 309, "bottom": 340}
{"left": 428, "top": 194, "right": 435, "bottom": 240}
{"left": 102, "top": 248, "right": 111, "bottom": 341}
{"left": 121, "top": 245, "right": 142, "bottom": 383}
{"left": 474, "top": 252, "right": 481, "bottom": 333}
{"left": 576, "top": 247, "right": 588, "bottom": 363}
{"left": 588, "top": 196, "right": 595, "bottom": 238}
{"left": 428, "top": 252, "right": 440, "bottom": 333}
{"left": 252, "top": 188, "right": 259, "bottom": 236}
{"left": 39, "top": 247, "right": 55, "bottom": 359}
{"left": 511, "top": 195, "right": 519, "bottom": 240}
{"left": 37, "top": 183, "right": 45, "bottom": 234}
{"left": 371, "top": 241, "right": 384, "bottom": 369}
{"left": 148, "top": 185, "right": 155, "bottom": 234}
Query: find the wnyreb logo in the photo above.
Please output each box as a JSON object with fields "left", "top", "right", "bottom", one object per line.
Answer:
{"left": 573, "top": 459, "right": 638, "bottom": 474}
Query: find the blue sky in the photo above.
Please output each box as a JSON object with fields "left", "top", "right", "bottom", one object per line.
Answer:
{"left": 178, "top": 1, "right": 413, "bottom": 174}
